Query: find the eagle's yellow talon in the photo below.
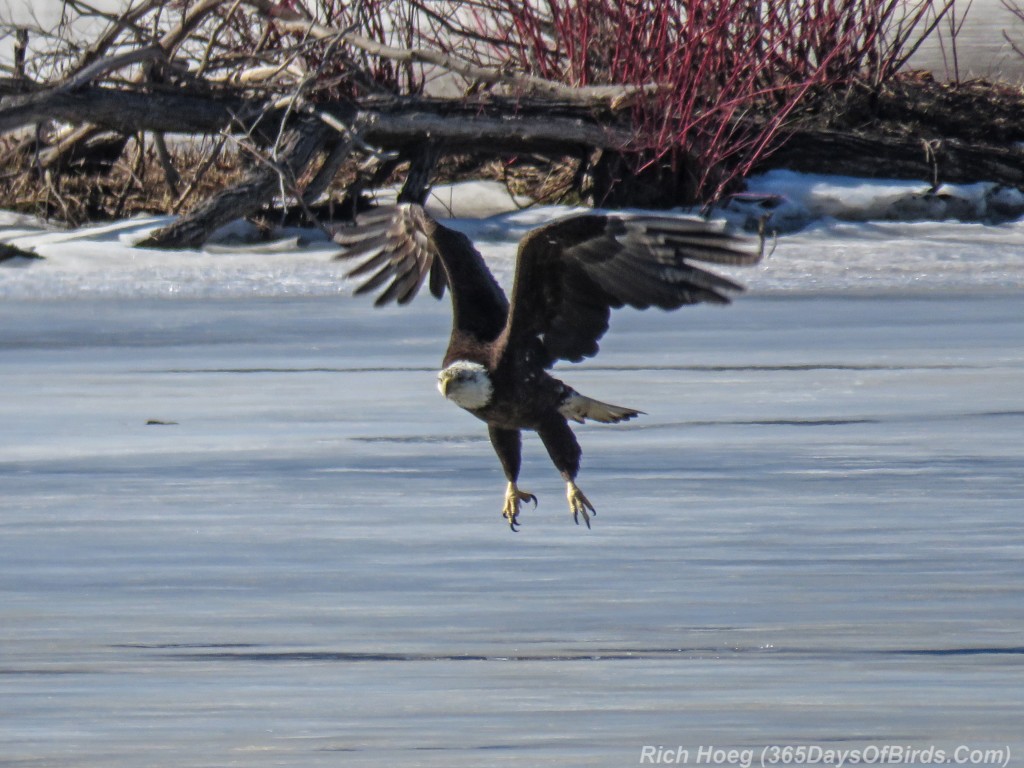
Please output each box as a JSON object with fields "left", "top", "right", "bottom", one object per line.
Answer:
{"left": 566, "top": 481, "right": 595, "bottom": 529}
{"left": 502, "top": 482, "right": 536, "bottom": 531}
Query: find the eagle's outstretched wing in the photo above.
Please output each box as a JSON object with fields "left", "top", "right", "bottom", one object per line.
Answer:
{"left": 501, "top": 214, "right": 764, "bottom": 367}
{"left": 332, "top": 205, "right": 445, "bottom": 306}
{"left": 333, "top": 204, "right": 509, "bottom": 342}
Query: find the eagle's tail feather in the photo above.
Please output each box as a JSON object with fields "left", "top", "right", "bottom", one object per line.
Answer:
{"left": 559, "top": 392, "right": 643, "bottom": 424}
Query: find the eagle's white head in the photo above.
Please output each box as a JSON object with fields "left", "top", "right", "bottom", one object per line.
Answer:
{"left": 437, "top": 360, "right": 493, "bottom": 410}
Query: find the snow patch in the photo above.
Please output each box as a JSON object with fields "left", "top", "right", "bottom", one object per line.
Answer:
{"left": 731, "top": 170, "right": 1024, "bottom": 232}
{"left": 3, "top": 171, "right": 1023, "bottom": 299}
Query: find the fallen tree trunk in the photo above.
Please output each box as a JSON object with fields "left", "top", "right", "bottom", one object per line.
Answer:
{"left": 351, "top": 104, "right": 627, "bottom": 153}
{"left": 0, "top": 84, "right": 257, "bottom": 136}
{"left": 0, "top": 85, "right": 629, "bottom": 153}
{"left": 138, "top": 117, "right": 334, "bottom": 249}
{"left": 759, "top": 130, "right": 1024, "bottom": 189}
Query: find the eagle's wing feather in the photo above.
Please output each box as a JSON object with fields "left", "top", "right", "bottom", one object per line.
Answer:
{"left": 333, "top": 204, "right": 437, "bottom": 307}
{"left": 502, "top": 214, "right": 763, "bottom": 367}
{"left": 334, "top": 203, "right": 509, "bottom": 340}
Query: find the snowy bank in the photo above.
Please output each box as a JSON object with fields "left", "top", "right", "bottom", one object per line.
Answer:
{"left": 2, "top": 174, "right": 1023, "bottom": 300}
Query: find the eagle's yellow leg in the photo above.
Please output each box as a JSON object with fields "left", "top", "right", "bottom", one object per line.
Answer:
{"left": 502, "top": 482, "right": 537, "bottom": 532}
{"left": 566, "top": 481, "right": 596, "bottom": 529}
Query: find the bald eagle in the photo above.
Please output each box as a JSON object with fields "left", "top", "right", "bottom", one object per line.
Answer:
{"left": 334, "top": 204, "right": 763, "bottom": 531}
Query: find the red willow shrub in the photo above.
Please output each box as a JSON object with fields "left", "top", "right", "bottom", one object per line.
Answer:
{"left": 457, "top": 0, "right": 957, "bottom": 203}
{"left": 269, "top": 0, "right": 954, "bottom": 204}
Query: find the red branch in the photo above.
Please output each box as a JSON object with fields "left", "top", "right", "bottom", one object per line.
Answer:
{"left": 458, "top": 0, "right": 956, "bottom": 202}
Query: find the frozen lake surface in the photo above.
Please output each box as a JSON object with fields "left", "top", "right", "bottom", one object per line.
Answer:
{"left": 2, "top": 290, "right": 1022, "bottom": 767}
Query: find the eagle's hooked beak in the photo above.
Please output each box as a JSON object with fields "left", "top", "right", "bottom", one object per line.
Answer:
{"left": 438, "top": 373, "right": 450, "bottom": 398}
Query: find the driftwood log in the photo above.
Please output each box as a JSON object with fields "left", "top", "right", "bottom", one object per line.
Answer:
{"left": 138, "top": 117, "right": 333, "bottom": 248}
{"left": 760, "top": 130, "right": 1024, "bottom": 189}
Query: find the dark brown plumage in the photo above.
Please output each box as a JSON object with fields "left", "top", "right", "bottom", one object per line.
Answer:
{"left": 334, "top": 203, "right": 763, "bottom": 531}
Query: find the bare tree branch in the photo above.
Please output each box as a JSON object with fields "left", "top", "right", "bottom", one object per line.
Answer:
{"left": 138, "top": 116, "right": 333, "bottom": 249}
{"left": 57, "top": 44, "right": 166, "bottom": 92}
{"left": 239, "top": 0, "right": 658, "bottom": 109}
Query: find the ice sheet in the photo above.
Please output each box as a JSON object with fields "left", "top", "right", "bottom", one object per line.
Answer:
{"left": 1, "top": 294, "right": 1022, "bottom": 767}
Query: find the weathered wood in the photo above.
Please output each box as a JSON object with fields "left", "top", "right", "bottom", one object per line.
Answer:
{"left": 0, "top": 85, "right": 257, "bottom": 136}
{"left": 348, "top": 106, "right": 628, "bottom": 153}
{"left": 0, "top": 85, "right": 625, "bottom": 154}
{"left": 56, "top": 45, "right": 166, "bottom": 94}
{"left": 152, "top": 132, "right": 181, "bottom": 196}
{"left": 590, "top": 149, "right": 703, "bottom": 210}
{"left": 760, "top": 129, "right": 1024, "bottom": 188}
{"left": 40, "top": 130, "right": 129, "bottom": 175}
{"left": 0, "top": 242, "right": 42, "bottom": 262}
{"left": 397, "top": 141, "right": 441, "bottom": 204}
{"left": 138, "top": 118, "right": 332, "bottom": 249}
{"left": 301, "top": 137, "right": 354, "bottom": 206}
{"left": 250, "top": 0, "right": 658, "bottom": 110}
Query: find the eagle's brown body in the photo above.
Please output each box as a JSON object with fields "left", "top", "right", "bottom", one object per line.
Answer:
{"left": 335, "top": 203, "right": 763, "bottom": 530}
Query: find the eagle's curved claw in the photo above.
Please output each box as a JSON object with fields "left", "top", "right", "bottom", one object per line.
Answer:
{"left": 502, "top": 482, "right": 537, "bottom": 532}
{"left": 566, "top": 481, "right": 596, "bottom": 529}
